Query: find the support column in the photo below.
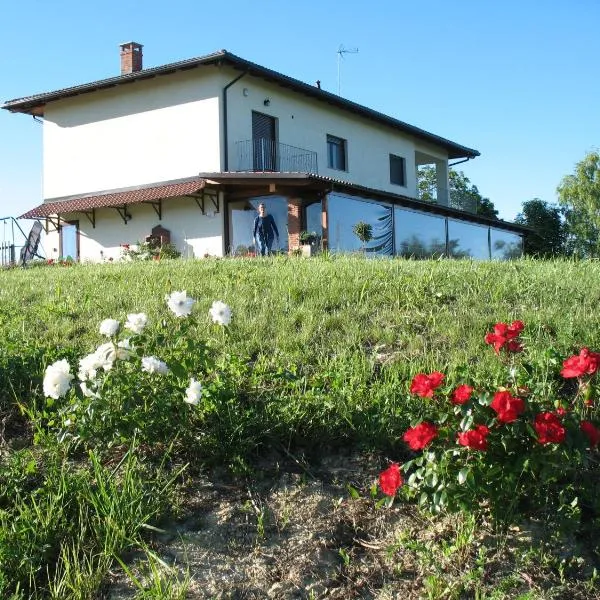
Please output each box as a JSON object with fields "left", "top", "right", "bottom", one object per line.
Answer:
{"left": 435, "top": 160, "right": 450, "bottom": 206}
{"left": 287, "top": 197, "right": 302, "bottom": 250}
{"left": 321, "top": 194, "right": 328, "bottom": 250}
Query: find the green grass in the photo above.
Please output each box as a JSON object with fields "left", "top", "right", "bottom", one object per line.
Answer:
{"left": 3, "top": 256, "right": 600, "bottom": 456}
{"left": 2, "top": 255, "right": 600, "bottom": 597}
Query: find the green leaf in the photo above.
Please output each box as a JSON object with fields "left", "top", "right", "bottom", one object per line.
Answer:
{"left": 347, "top": 484, "right": 360, "bottom": 500}
{"left": 458, "top": 467, "right": 469, "bottom": 485}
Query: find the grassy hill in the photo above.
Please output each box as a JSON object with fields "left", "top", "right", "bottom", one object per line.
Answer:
{"left": 1, "top": 256, "right": 600, "bottom": 598}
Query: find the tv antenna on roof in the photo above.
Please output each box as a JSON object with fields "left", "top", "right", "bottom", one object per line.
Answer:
{"left": 337, "top": 44, "right": 358, "bottom": 96}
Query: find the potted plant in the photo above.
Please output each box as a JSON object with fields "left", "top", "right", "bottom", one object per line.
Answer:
{"left": 352, "top": 221, "right": 373, "bottom": 252}
{"left": 299, "top": 231, "right": 319, "bottom": 257}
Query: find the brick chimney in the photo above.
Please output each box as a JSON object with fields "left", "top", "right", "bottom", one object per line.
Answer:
{"left": 119, "top": 42, "right": 143, "bottom": 75}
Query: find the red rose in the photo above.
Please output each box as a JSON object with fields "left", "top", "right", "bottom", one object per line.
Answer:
{"left": 506, "top": 320, "right": 524, "bottom": 338}
{"left": 534, "top": 412, "right": 566, "bottom": 444}
{"left": 403, "top": 422, "right": 438, "bottom": 450}
{"left": 560, "top": 348, "right": 600, "bottom": 378}
{"left": 379, "top": 463, "right": 403, "bottom": 496}
{"left": 485, "top": 321, "right": 524, "bottom": 354}
{"left": 457, "top": 425, "right": 490, "bottom": 451}
{"left": 410, "top": 372, "right": 445, "bottom": 398}
{"left": 490, "top": 391, "right": 525, "bottom": 423}
{"left": 451, "top": 384, "right": 473, "bottom": 405}
{"left": 580, "top": 420, "right": 600, "bottom": 448}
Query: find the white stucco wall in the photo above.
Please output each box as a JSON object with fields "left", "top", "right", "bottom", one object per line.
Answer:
{"left": 43, "top": 69, "right": 224, "bottom": 199}
{"left": 224, "top": 72, "right": 450, "bottom": 197}
{"left": 44, "top": 195, "right": 224, "bottom": 262}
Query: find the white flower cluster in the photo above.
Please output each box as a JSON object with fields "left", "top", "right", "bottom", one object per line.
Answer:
{"left": 43, "top": 298, "right": 233, "bottom": 411}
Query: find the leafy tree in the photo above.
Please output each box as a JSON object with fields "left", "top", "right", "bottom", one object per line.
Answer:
{"left": 557, "top": 151, "right": 600, "bottom": 257}
{"left": 515, "top": 198, "right": 566, "bottom": 257}
{"left": 418, "top": 166, "right": 498, "bottom": 219}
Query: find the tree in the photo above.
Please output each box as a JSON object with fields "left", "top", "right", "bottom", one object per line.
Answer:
{"left": 515, "top": 198, "right": 566, "bottom": 257}
{"left": 557, "top": 151, "right": 600, "bottom": 257}
{"left": 417, "top": 166, "right": 498, "bottom": 219}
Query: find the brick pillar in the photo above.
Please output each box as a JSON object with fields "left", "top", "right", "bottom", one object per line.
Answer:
{"left": 120, "top": 42, "right": 143, "bottom": 74}
{"left": 287, "top": 198, "right": 302, "bottom": 250}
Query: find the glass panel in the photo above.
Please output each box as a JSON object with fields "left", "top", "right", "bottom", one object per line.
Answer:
{"left": 228, "top": 196, "right": 288, "bottom": 255}
{"left": 447, "top": 219, "right": 490, "bottom": 259}
{"left": 60, "top": 223, "right": 78, "bottom": 260}
{"left": 327, "top": 193, "right": 393, "bottom": 255}
{"left": 305, "top": 201, "right": 323, "bottom": 247}
{"left": 394, "top": 208, "right": 446, "bottom": 258}
{"left": 491, "top": 228, "right": 522, "bottom": 260}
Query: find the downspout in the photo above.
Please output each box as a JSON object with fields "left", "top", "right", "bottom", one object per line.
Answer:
{"left": 222, "top": 70, "right": 248, "bottom": 172}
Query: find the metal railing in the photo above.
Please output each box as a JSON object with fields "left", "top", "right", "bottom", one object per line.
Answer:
{"left": 235, "top": 139, "right": 318, "bottom": 174}
{"left": 417, "top": 187, "right": 478, "bottom": 214}
{"left": 1, "top": 242, "right": 15, "bottom": 266}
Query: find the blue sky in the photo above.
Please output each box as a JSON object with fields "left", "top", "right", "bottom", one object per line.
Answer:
{"left": 1, "top": 0, "right": 598, "bottom": 224}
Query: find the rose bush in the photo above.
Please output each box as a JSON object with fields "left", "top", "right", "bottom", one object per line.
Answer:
{"left": 378, "top": 321, "right": 600, "bottom": 525}
{"left": 40, "top": 295, "right": 239, "bottom": 455}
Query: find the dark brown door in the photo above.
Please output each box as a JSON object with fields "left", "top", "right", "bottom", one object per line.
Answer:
{"left": 252, "top": 111, "right": 277, "bottom": 171}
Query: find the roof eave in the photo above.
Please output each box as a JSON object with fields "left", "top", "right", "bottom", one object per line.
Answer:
{"left": 2, "top": 50, "right": 479, "bottom": 158}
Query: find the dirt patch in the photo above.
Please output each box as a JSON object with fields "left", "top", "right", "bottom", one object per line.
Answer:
{"left": 106, "top": 451, "right": 600, "bottom": 599}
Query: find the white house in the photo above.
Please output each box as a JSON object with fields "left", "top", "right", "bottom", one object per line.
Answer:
{"left": 3, "top": 43, "right": 524, "bottom": 261}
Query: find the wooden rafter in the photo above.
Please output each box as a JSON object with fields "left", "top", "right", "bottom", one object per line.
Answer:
{"left": 115, "top": 205, "right": 132, "bottom": 224}
{"left": 83, "top": 208, "right": 96, "bottom": 228}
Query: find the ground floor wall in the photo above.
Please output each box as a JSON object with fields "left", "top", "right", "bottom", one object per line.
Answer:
{"left": 44, "top": 194, "right": 224, "bottom": 262}
{"left": 40, "top": 190, "right": 521, "bottom": 262}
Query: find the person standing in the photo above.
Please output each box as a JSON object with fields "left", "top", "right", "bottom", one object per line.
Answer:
{"left": 253, "top": 203, "right": 279, "bottom": 256}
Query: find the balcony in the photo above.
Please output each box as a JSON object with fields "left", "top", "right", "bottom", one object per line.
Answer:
{"left": 417, "top": 187, "right": 478, "bottom": 214}
{"left": 234, "top": 139, "right": 318, "bottom": 174}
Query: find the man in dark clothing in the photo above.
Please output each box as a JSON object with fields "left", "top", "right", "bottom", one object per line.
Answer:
{"left": 253, "top": 203, "right": 279, "bottom": 256}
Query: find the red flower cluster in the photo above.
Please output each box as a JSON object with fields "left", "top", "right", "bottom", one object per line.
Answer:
{"left": 534, "top": 412, "right": 566, "bottom": 444}
{"left": 560, "top": 348, "right": 600, "bottom": 378}
{"left": 410, "top": 372, "right": 445, "bottom": 398}
{"left": 451, "top": 384, "right": 473, "bottom": 405}
{"left": 490, "top": 390, "right": 525, "bottom": 423}
{"left": 403, "top": 422, "right": 438, "bottom": 450}
{"left": 457, "top": 425, "right": 490, "bottom": 451}
{"left": 379, "top": 463, "right": 403, "bottom": 496}
{"left": 484, "top": 321, "right": 524, "bottom": 354}
{"left": 580, "top": 421, "right": 600, "bottom": 448}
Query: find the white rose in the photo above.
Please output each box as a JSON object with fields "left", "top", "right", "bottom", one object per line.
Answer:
{"left": 125, "top": 313, "right": 148, "bottom": 334}
{"left": 166, "top": 291, "right": 196, "bottom": 318}
{"left": 98, "top": 318, "right": 120, "bottom": 337}
{"left": 209, "top": 301, "right": 232, "bottom": 326}
{"left": 141, "top": 356, "right": 169, "bottom": 375}
{"left": 184, "top": 378, "right": 203, "bottom": 405}
{"left": 43, "top": 359, "right": 74, "bottom": 399}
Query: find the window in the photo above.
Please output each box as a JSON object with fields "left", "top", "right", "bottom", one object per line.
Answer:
{"left": 389, "top": 154, "right": 406, "bottom": 186}
{"left": 327, "top": 135, "right": 347, "bottom": 171}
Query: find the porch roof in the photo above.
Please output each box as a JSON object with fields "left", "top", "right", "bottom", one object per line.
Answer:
{"left": 198, "top": 172, "right": 527, "bottom": 234}
{"left": 19, "top": 177, "right": 206, "bottom": 219}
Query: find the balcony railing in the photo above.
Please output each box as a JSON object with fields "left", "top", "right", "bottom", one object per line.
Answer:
{"left": 418, "top": 187, "right": 478, "bottom": 214}
{"left": 234, "top": 139, "right": 318, "bottom": 174}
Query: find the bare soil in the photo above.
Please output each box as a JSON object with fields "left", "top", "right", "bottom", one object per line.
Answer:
{"left": 106, "top": 451, "right": 600, "bottom": 600}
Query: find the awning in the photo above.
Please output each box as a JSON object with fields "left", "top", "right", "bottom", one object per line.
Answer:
{"left": 19, "top": 177, "right": 206, "bottom": 219}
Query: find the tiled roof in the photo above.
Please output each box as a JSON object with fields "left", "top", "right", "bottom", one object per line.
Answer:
{"left": 2, "top": 50, "right": 478, "bottom": 160}
{"left": 19, "top": 177, "right": 205, "bottom": 219}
